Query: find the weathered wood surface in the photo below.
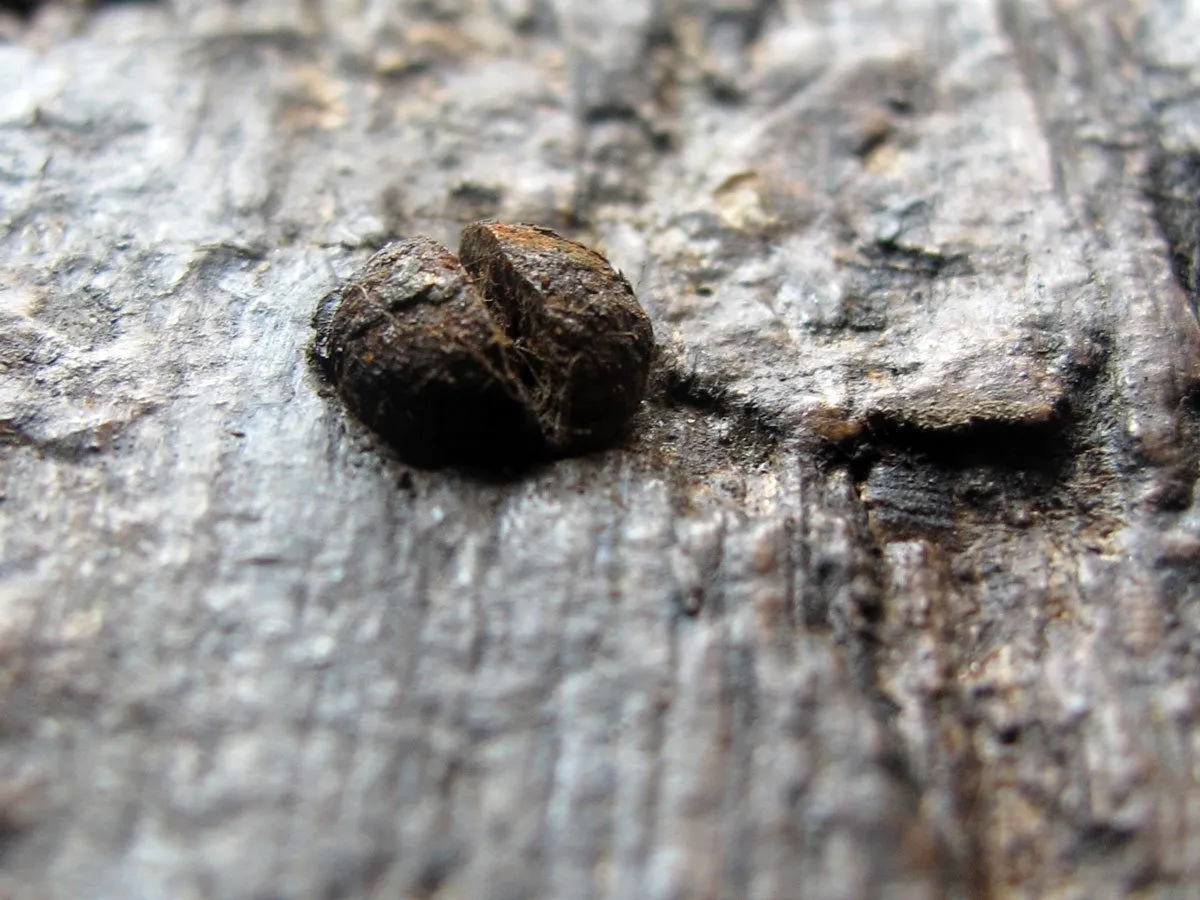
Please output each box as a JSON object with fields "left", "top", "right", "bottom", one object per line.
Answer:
{"left": 2, "top": 0, "right": 1199, "bottom": 897}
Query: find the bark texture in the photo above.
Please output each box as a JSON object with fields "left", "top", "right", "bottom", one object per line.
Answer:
{"left": 2, "top": 0, "right": 1200, "bottom": 897}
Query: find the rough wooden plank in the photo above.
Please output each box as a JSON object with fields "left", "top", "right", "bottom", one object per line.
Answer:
{"left": 1, "top": 0, "right": 1199, "bottom": 897}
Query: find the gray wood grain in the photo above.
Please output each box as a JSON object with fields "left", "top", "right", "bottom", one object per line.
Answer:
{"left": 2, "top": 0, "right": 1199, "bottom": 897}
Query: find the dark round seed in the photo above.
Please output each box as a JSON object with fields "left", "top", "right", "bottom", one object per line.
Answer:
{"left": 459, "top": 222, "right": 655, "bottom": 452}
{"left": 313, "top": 223, "right": 654, "bottom": 466}
{"left": 313, "top": 236, "right": 538, "bottom": 466}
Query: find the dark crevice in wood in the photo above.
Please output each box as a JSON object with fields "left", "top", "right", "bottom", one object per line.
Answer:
{"left": 708, "top": 0, "right": 779, "bottom": 48}
{"left": 1146, "top": 147, "right": 1200, "bottom": 319}
{"left": 580, "top": 105, "right": 641, "bottom": 127}
{"left": 851, "top": 123, "right": 892, "bottom": 162}
{"left": 860, "top": 409, "right": 1073, "bottom": 473}
{"left": 824, "top": 323, "right": 1115, "bottom": 542}
{"left": 854, "top": 239, "right": 974, "bottom": 279}
{"left": 0, "top": 0, "right": 157, "bottom": 17}
{"left": 825, "top": 405, "right": 1081, "bottom": 538}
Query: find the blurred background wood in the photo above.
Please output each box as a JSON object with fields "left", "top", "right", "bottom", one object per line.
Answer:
{"left": 1, "top": 0, "right": 1199, "bottom": 897}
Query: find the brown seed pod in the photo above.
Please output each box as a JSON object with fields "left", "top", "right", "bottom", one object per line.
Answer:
{"left": 313, "top": 224, "right": 654, "bottom": 466}
{"left": 459, "top": 222, "right": 655, "bottom": 451}
{"left": 313, "top": 236, "right": 538, "bottom": 466}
